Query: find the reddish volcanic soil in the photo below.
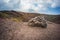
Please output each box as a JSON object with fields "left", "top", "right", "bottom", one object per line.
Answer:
{"left": 0, "top": 19, "right": 60, "bottom": 40}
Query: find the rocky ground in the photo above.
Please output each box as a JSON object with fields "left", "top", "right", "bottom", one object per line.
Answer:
{"left": 0, "top": 19, "right": 60, "bottom": 40}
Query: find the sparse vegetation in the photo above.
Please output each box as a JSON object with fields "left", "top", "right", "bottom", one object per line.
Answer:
{"left": 0, "top": 11, "right": 23, "bottom": 22}
{"left": 44, "top": 15, "right": 60, "bottom": 24}
{"left": 0, "top": 10, "right": 60, "bottom": 40}
{"left": 0, "top": 10, "right": 60, "bottom": 23}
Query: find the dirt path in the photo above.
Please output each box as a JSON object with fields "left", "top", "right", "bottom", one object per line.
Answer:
{"left": 0, "top": 19, "right": 60, "bottom": 40}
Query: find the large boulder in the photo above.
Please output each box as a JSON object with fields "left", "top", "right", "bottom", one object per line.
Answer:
{"left": 28, "top": 16, "right": 47, "bottom": 28}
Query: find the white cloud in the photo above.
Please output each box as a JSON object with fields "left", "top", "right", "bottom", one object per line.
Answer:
{"left": 47, "top": 0, "right": 53, "bottom": 4}
{"left": 38, "top": 4, "right": 47, "bottom": 10}
{"left": 3, "top": 0, "right": 10, "bottom": 3}
{"left": 3, "top": 0, "right": 20, "bottom": 8}
{"left": 20, "top": 0, "right": 48, "bottom": 12}
{"left": 39, "top": 0, "right": 44, "bottom": 3}
{"left": 51, "top": 0, "right": 60, "bottom": 8}
{"left": 20, "top": 0, "right": 32, "bottom": 11}
{"left": 51, "top": 3, "right": 56, "bottom": 8}
{"left": 0, "top": 0, "right": 60, "bottom": 13}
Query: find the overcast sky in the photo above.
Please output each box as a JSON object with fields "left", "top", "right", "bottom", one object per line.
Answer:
{"left": 0, "top": 0, "right": 60, "bottom": 15}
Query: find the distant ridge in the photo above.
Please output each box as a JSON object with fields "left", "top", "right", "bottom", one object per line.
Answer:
{"left": 0, "top": 10, "right": 60, "bottom": 24}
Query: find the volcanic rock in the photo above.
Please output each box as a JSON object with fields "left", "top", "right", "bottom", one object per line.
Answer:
{"left": 28, "top": 16, "right": 47, "bottom": 28}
